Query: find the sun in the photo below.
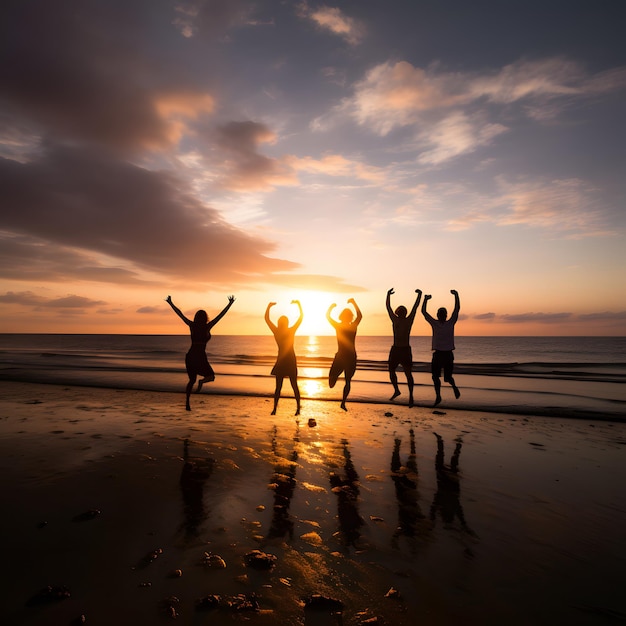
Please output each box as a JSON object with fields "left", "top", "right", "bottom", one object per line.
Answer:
{"left": 270, "top": 291, "right": 338, "bottom": 336}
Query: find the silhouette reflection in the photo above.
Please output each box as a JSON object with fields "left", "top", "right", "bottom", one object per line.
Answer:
{"left": 329, "top": 439, "right": 364, "bottom": 548}
{"left": 266, "top": 424, "right": 299, "bottom": 542}
{"left": 390, "top": 428, "right": 427, "bottom": 550}
{"left": 179, "top": 438, "right": 214, "bottom": 540}
{"left": 429, "top": 433, "right": 474, "bottom": 536}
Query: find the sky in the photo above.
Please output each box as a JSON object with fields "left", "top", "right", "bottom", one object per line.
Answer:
{"left": 1, "top": 0, "right": 625, "bottom": 337}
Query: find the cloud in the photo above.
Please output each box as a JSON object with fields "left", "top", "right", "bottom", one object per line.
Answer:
{"left": 497, "top": 177, "right": 612, "bottom": 237}
{"left": 299, "top": 3, "right": 364, "bottom": 45}
{"left": 417, "top": 111, "right": 507, "bottom": 165}
{"left": 213, "top": 121, "right": 298, "bottom": 190}
{"left": 0, "top": 290, "right": 105, "bottom": 308}
{"left": 173, "top": 0, "right": 256, "bottom": 38}
{"left": 500, "top": 312, "right": 572, "bottom": 323}
{"left": 577, "top": 311, "right": 626, "bottom": 322}
{"left": 0, "top": 0, "right": 218, "bottom": 155}
{"left": 286, "top": 153, "right": 384, "bottom": 182}
{"left": 474, "top": 312, "right": 496, "bottom": 320}
{"left": 316, "top": 57, "right": 626, "bottom": 163}
{"left": 263, "top": 273, "right": 366, "bottom": 293}
{"left": 0, "top": 144, "right": 299, "bottom": 286}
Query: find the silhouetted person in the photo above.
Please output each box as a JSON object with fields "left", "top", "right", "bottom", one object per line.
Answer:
{"left": 421, "top": 289, "right": 461, "bottom": 407}
{"left": 327, "top": 298, "right": 362, "bottom": 411}
{"left": 329, "top": 439, "right": 363, "bottom": 548}
{"left": 265, "top": 300, "right": 303, "bottom": 416}
{"left": 166, "top": 294, "right": 235, "bottom": 410}
{"left": 386, "top": 288, "right": 422, "bottom": 407}
{"left": 430, "top": 433, "right": 473, "bottom": 536}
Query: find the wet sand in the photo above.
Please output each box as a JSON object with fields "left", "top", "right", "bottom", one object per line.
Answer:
{"left": 1, "top": 380, "right": 625, "bottom": 625}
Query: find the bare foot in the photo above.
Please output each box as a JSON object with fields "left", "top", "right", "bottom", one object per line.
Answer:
{"left": 390, "top": 390, "right": 401, "bottom": 400}
{"left": 433, "top": 396, "right": 442, "bottom": 407}
{"left": 409, "top": 398, "right": 414, "bottom": 408}
{"left": 340, "top": 402, "right": 347, "bottom": 411}
{"left": 185, "top": 404, "right": 191, "bottom": 411}
{"left": 295, "top": 408, "right": 300, "bottom": 416}
{"left": 453, "top": 387, "right": 461, "bottom": 399}
{"left": 271, "top": 409, "right": 276, "bottom": 415}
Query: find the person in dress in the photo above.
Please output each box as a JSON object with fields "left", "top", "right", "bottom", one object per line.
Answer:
{"left": 166, "top": 295, "right": 235, "bottom": 411}
{"left": 421, "top": 290, "right": 461, "bottom": 407}
{"left": 265, "top": 300, "right": 303, "bottom": 416}
{"left": 386, "top": 288, "right": 422, "bottom": 407}
{"left": 326, "top": 298, "right": 362, "bottom": 411}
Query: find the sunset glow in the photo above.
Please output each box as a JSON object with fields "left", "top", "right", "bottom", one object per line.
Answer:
{"left": 1, "top": 1, "right": 625, "bottom": 336}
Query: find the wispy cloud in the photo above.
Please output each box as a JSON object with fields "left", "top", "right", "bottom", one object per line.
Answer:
{"left": 316, "top": 57, "right": 626, "bottom": 164}
{"left": 299, "top": 3, "right": 365, "bottom": 45}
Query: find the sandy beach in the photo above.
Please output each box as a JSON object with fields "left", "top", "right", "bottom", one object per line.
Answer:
{"left": 1, "top": 380, "right": 625, "bottom": 626}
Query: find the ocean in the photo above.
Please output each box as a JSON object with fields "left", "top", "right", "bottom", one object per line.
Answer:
{"left": 1, "top": 334, "right": 625, "bottom": 420}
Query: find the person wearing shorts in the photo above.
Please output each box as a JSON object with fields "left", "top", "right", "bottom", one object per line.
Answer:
{"left": 327, "top": 298, "right": 362, "bottom": 411}
{"left": 386, "top": 288, "right": 422, "bottom": 407}
{"left": 421, "top": 290, "right": 461, "bottom": 407}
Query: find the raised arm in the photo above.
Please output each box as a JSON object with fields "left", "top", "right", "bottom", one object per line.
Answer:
{"left": 291, "top": 300, "right": 304, "bottom": 330}
{"left": 450, "top": 289, "right": 460, "bottom": 322}
{"left": 348, "top": 298, "right": 363, "bottom": 325}
{"left": 407, "top": 289, "right": 422, "bottom": 321}
{"left": 421, "top": 294, "right": 434, "bottom": 322}
{"left": 209, "top": 295, "right": 235, "bottom": 328}
{"left": 166, "top": 295, "right": 192, "bottom": 327}
{"left": 386, "top": 288, "right": 395, "bottom": 320}
{"left": 264, "top": 302, "right": 277, "bottom": 332}
{"left": 326, "top": 303, "right": 339, "bottom": 329}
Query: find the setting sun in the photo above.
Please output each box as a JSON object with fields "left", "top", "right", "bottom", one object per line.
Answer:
{"left": 268, "top": 291, "right": 340, "bottom": 336}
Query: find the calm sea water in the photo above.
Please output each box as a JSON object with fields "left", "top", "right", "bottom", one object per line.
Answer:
{"left": 1, "top": 334, "right": 625, "bottom": 419}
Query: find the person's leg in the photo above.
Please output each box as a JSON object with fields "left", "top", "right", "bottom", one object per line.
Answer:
{"left": 197, "top": 363, "right": 215, "bottom": 392}
{"left": 186, "top": 375, "right": 196, "bottom": 411}
{"left": 289, "top": 374, "right": 301, "bottom": 416}
{"left": 404, "top": 366, "right": 415, "bottom": 407}
{"left": 442, "top": 354, "right": 460, "bottom": 399}
{"left": 388, "top": 347, "right": 401, "bottom": 399}
{"left": 272, "top": 376, "right": 284, "bottom": 415}
{"left": 341, "top": 377, "right": 351, "bottom": 411}
{"left": 431, "top": 353, "right": 442, "bottom": 406}
{"left": 329, "top": 354, "right": 342, "bottom": 389}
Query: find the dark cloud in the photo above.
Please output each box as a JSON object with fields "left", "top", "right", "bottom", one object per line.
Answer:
{"left": 499, "top": 312, "right": 572, "bottom": 323}
{"left": 0, "top": 233, "right": 157, "bottom": 285}
{"left": 214, "top": 121, "right": 297, "bottom": 190}
{"left": 0, "top": 290, "right": 104, "bottom": 308}
{"left": 0, "top": 144, "right": 298, "bottom": 285}
{"left": 0, "top": 0, "right": 198, "bottom": 154}
{"left": 578, "top": 311, "right": 626, "bottom": 322}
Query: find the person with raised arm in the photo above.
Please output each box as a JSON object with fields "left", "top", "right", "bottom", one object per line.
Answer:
{"left": 421, "top": 290, "right": 461, "bottom": 407}
{"left": 327, "top": 298, "right": 362, "bottom": 411}
{"left": 166, "top": 295, "right": 235, "bottom": 411}
{"left": 265, "top": 300, "right": 303, "bottom": 416}
{"left": 386, "top": 288, "right": 422, "bottom": 407}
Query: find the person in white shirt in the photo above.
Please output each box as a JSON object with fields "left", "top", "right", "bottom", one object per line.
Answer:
{"left": 421, "top": 290, "right": 461, "bottom": 407}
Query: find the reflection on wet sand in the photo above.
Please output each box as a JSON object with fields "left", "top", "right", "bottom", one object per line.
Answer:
{"left": 266, "top": 424, "right": 300, "bottom": 542}
{"left": 430, "top": 432, "right": 475, "bottom": 537}
{"left": 179, "top": 438, "right": 214, "bottom": 540}
{"left": 390, "top": 428, "right": 427, "bottom": 551}
{"left": 330, "top": 439, "right": 364, "bottom": 549}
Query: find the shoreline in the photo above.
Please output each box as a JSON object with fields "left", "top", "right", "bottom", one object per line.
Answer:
{"left": 1, "top": 368, "right": 623, "bottom": 422}
{"left": 1, "top": 380, "right": 625, "bottom": 625}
